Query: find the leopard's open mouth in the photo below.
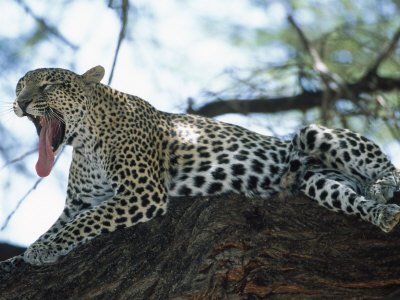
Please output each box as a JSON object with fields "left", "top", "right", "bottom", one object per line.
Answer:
{"left": 26, "top": 111, "right": 65, "bottom": 177}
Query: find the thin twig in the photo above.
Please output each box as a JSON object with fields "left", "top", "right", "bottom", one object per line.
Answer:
{"left": 365, "top": 26, "right": 400, "bottom": 77}
{"left": 108, "top": 0, "right": 129, "bottom": 85}
{"left": 287, "top": 16, "right": 328, "bottom": 75}
{"left": 1, "top": 176, "right": 43, "bottom": 231}
{"left": 287, "top": 14, "right": 360, "bottom": 125}
{"left": 15, "top": 0, "right": 78, "bottom": 50}
{"left": 287, "top": 15, "right": 351, "bottom": 98}
{"left": 0, "top": 148, "right": 38, "bottom": 171}
{"left": 1, "top": 148, "right": 64, "bottom": 231}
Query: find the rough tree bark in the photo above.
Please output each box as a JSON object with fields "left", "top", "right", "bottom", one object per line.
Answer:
{"left": 1, "top": 193, "right": 400, "bottom": 299}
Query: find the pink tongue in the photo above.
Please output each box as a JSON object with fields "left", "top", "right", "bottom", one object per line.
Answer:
{"left": 35, "top": 118, "right": 56, "bottom": 177}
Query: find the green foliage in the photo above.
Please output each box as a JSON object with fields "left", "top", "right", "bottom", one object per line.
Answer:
{"left": 197, "top": 0, "right": 400, "bottom": 141}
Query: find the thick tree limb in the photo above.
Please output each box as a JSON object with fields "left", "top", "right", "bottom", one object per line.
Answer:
{"left": 187, "top": 91, "right": 323, "bottom": 117}
{"left": 188, "top": 75, "right": 400, "bottom": 118}
{"left": 1, "top": 193, "right": 400, "bottom": 299}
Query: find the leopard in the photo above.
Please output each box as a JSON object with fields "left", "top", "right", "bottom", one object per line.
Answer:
{"left": 2, "top": 65, "right": 400, "bottom": 272}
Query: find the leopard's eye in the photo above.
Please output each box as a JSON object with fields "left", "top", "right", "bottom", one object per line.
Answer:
{"left": 40, "top": 83, "right": 51, "bottom": 91}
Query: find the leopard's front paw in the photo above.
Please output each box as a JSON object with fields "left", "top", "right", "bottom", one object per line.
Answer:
{"left": 23, "top": 242, "right": 62, "bottom": 266}
{"left": 376, "top": 204, "right": 400, "bottom": 233}
{"left": 365, "top": 173, "right": 400, "bottom": 203}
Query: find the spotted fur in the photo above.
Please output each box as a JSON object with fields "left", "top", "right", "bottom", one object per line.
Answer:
{"left": 3, "top": 66, "right": 400, "bottom": 269}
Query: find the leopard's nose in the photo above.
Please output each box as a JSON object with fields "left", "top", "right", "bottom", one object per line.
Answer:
{"left": 16, "top": 98, "right": 32, "bottom": 113}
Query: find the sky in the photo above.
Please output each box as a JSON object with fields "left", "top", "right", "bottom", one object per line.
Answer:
{"left": 0, "top": 0, "right": 399, "bottom": 247}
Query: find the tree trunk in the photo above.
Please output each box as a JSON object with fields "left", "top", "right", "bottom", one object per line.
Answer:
{"left": 1, "top": 193, "right": 400, "bottom": 299}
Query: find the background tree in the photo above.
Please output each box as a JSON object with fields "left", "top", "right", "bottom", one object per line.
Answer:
{"left": 188, "top": 1, "right": 400, "bottom": 139}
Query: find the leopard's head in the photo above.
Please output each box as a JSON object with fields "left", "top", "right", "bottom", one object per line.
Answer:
{"left": 13, "top": 66, "right": 105, "bottom": 177}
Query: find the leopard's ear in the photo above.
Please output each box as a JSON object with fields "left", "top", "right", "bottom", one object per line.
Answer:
{"left": 82, "top": 66, "right": 105, "bottom": 84}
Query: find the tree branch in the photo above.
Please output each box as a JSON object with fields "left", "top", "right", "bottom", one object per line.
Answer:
{"left": 287, "top": 15, "right": 328, "bottom": 77}
{"left": 287, "top": 14, "right": 352, "bottom": 102}
{"left": 188, "top": 15, "right": 400, "bottom": 120}
{"left": 1, "top": 177, "right": 43, "bottom": 231}
{"left": 108, "top": 0, "right": 129, "bottom": 85}
{"left": 187, "top": 91, "right": 323, "bottom": 117}
{"left": 189, "top": 17, "right": 400, "bottom": 119}
{"left": 364, "top": 26, "right": 400, "bottom": 77}
{"left": 1, "top": 148, "right": 64, "bottom": 231}
{"left": 188, "top": 75, "right": 400, "bottom": 118}
{"left": 15, "top": 0, "right": 78, "bottom": 50}
{"left": 0, "top": 148, "right": 37, "bottom": 171}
